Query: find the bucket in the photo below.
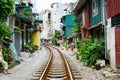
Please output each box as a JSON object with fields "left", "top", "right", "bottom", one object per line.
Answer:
{"left": 95, "top": 63, "right": 100, "bottom": 70}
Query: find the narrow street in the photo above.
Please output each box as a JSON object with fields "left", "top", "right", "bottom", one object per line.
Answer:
{"left": 0, "top": 46, "right": 119, "bottom": 80}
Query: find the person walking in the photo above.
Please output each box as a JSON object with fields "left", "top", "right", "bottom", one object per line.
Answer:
{"left": 0, "top": 45, "right": 10, "bottom": 75}
{"left": 71, "top": 42, "right": 75, "bottom": 51}
{"left": 5, "top": 37, "right": 20, "bottom": 63}
{"left": 9, "top": 42, "right": 20, "bottom": 62}
{"left": 57, "top": 40, "right": 60, "bottom": 48}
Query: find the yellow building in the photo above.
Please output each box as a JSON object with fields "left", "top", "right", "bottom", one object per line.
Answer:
{"left": 31, "top": 25, "right": 41, "bottom": 49}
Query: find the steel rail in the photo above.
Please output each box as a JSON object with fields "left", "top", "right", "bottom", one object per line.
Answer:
{"left": 39, "top": 45, "right": 74, "bottom": 80}
{"left": 56, "top": 48, "right": 74, "bottom": 80}
{"left": 39, "top": 46, "right": 53, "bottom": 80}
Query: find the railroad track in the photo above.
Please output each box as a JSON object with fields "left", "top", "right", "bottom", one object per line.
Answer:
{"left": 30, "top": 45, "right": 82, "bottom": 80}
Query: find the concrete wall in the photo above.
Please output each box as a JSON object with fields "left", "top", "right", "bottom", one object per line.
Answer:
{"left": 107, "top": 18, "right": 116, "bottom": 70}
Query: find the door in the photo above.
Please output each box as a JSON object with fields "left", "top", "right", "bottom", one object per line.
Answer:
{"left": 14, "top": 29, "right": 21, "bottom": 56}
{"left": 115, "top": 27, "right": 120, "bottom": 67}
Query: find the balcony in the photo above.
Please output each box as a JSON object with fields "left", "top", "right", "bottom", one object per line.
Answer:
{"left": 15, "top": 4, "right": 34, "bottom": 22}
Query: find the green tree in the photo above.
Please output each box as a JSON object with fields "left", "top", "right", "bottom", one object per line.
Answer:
{"left": 0, "top": 0, "right": 15, "bottom": 62}
{"left": 0, "top": 0, "right": 15, "bottom": 19}
{"left": 54, "top": 30, "right": 61, "bottom": 38}
{"left": 0, "top": 23, "right": 14, "bottom": 44}
{"left": 52, "top": 30, "right": 61, "bottom": 45}
{"left": 73, "top": 18, "right": 81, "bottom": 33}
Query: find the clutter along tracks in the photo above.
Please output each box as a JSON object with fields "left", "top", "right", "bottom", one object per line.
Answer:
{"left": 31, "top": 45, "right": 82, "bottom": 80}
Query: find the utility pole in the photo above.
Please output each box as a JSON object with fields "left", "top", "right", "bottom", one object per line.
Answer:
{"left": 103, "top": 0, "right": 107, "bottom": 59}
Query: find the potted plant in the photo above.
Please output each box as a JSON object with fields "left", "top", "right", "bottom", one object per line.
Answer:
{"left": 24, "top": 44, "right": 31, "bottom": 52}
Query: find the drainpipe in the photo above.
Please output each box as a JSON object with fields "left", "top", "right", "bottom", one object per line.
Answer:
{"left": 103, "top": 0, "right": 107, "bottom": 59}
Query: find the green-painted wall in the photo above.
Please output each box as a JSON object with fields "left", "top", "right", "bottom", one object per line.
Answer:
{"left": 90, "top": 0, "right": 102, "bottom": 26}
{"left": 63, "top": 14, "right": 76, "bottom": 37}
{"left": 64, "top": 15, "right": 76, "bottom": 27}
{"left": 63, "top": 27, "right": 73, "bottom": 37}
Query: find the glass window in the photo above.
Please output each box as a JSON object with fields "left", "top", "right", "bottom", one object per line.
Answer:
{"left": 92, "top": 0, "right": 98, "bottom": 17}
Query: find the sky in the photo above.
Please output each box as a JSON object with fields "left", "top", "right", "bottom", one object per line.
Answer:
{"left": 36, "top": 0, "right": 77, "bottom": 12}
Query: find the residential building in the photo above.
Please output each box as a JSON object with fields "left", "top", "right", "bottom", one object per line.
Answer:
{"left": 40, "top": 9, "right": 53, "bottom": 40}
{"left": 73, "top": 0, "right": 90, "bottom": 40}
{"left": 60, "top": 2, "right": 76, "bottom": 49}
{"left": 50, "top": 3, "right": 68, "bottom": 31}
{"left": 9, "top": 0, "right": 41, "bottom": 56}
{"left": 106, "top": 0, "right": 120, "bottom": 70}
{"left": 73, "top": 0, "right": 120, "bottom": 70}
{"left": 61, "top": 14, "right": 76, "bottom": 47}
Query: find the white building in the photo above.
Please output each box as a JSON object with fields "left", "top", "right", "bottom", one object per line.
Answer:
{"left": 50, "top": 3, "right": 68, "bottom": 31}
{"left": 66, "top": 3, "right": 76, "bottom": 14}
{"left": 41, "top": 10, "right": 53, "bottom": 39}
{"left": 41, "top": 3, "right": 74, "bottom": 39}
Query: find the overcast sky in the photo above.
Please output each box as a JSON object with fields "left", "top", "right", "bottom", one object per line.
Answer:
{"left": 36, "top": 0, "right": 77, "bottom": 12}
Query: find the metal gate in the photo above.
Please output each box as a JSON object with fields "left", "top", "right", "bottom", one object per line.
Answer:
{"left": 115, "top": 27, "right": 120, "bottom": 67}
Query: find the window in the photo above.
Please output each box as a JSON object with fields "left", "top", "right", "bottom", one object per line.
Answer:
{"left": 48, "top": 13, "right": 51, "bottom": 19}
{"left": 92, "top": 0, "right": 98, "bottom": 17}
{"left": 112, "top": 13, "right": 120, "bottom": 27}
